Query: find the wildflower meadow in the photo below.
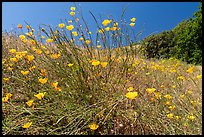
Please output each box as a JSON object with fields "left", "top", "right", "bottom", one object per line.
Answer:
{"left": 2, "top": 5, "right": 202, "bottom": 135}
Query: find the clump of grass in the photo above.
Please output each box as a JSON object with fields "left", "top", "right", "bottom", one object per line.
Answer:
{"left": 2, "top": 5, "right": 202, "bottom": 135}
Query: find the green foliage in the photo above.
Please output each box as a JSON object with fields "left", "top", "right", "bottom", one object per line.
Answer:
{"left": 142, "top": 3, "right": 202, "bottom": 65}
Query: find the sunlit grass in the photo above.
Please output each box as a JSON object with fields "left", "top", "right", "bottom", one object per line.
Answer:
{"left": 2, "top": 5, "right": 202, "bottom": 135}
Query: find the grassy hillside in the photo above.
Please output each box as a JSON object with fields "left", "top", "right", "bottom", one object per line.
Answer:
{"left": 2, "top": 6, "right": 202, "bottom": 135}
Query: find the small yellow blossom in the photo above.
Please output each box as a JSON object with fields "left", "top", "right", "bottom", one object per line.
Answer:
{"left": 102, "top": 19, "right": 111, "bottom": 26}
{"left": 2, "top": 96, "right": 9, "bottom": 103}
{"left": 160, "top": 85, "right": 165, "bottom": 88}
{"left": 113, "top": 22, "right": 118, "bottom": 27}
{"left": 175, "top": 116, "right": 181, "bottom": 120}
{"left": 38, "top": 78, "right": 48, "bottom": 84}
{"left": 131, "top": 17, "right": 136, "bottom": 22}
{"left": 177, "top": 76, "right": 185, "bottom": 80}
{"left": 89, "top": 123, "right": 99, "bottom": 131}
{"left": 125, "top": 92, "right": 138, "bottom": 100}
{"left": 79, "top": 37, "right": 84, "bottom": 41}
{"left": 97, "top": 45, "right": 101, "bottom": 48}
{"left": 187, "top": 115, "right": 195, "bottom": 121}
{"left": 101, "top": 62, "right": 108, "bottom": 68}
{"left": 92, "top": 60, "right": 100, "bottom": 66}
{"left": 51, "top": 82, "right": 58, "bottom": 88}
{"left": 166, "top": 101, "right": 171, "bottom": 105}
{"left": 167, "top": 113, "right": 174, "bottom": 119}
{"left": 21, "top": 70, "right": 29, "bottom": 75}
{"left": 172, "top": 85, "right": 176, "bottom": 88}
{"left": 6, "top": 93, "right": 13, "bottom": 99}
{"left": 22, "top": 122, "right": 32, "bottom": 129}
{"left": 187, "top": 90, "right": 192, "bottom": 94}
{"left": 29, "top": 66, "right": 36, "bottom": 71}
{"left": 105, "top": 27, "right": 110, "bottom": 31}
{"left": 46, "top": 38, "right": 53, "bottom": 43}
{"left": 9, "top": 49, "right": 16, "bottom": 54}
{"left": 127, "top": 86, "right": 134, "bottom": 92}
{"left": 26, "top": 25, "right": 30, "bottom": 30}
{"left": 19, "top": 35, "right": 26, "bottom": 40}
{"left": 154, "top": 92, "right": 161, "bottom": 99}
{"left": 196, "top": 74, "right": 202, "bottom": 79}
{"left": 66, "top": 25, "right": 74, "bottom": 31}
{"left": 26, "top": 100, "right": 34, "bottom": 107}
{"left": 68, "top": 63, "right": 74, "bottom": 67}
{"left": 111, "top": 27, "right": 117, "bottom": 31}
{"left": 129, "top": 23, "right": 135, "bottom": 27}
{"left": 164, "top": 94, "right": 172, "bottom": 99}
{"left": 70, "top": 11, "right": 75, "bottom": 16}
{"left": 70, "top": 7, "right": 76, "bottom": 11}
{"left": 41, "top": 36, "right": 45, "bottom": 39}
{"left": 168, "top": 105, "right": 176, "bottom": 111}
{"left": 146, "top": 88, "right": 156, "bottom": 94}
{"left": 58, "top": 23, "right": 65, "bottom": 28}
{"left": 72, "top": 31, "right": 78, "bottom": 36}
{"left": 180, "top": 94, "right": 185, "bottom": 98}
{"left": 29, "top": 39, "right": 37, "bottom": 45}
{"left": 34, "top": 92, "right": 46, "bottom": 100}
{"left": 26, "top": 55, "right": 35, "bottom": 62}
{"left": 40, "top": 69, "right": 46, "bottom": 77}
{"left": 10, "top": 57, "right": 18, "bottom": 62}
{"left": 55, "top": 87, "right": 62, "bottom": 91}
{"left": 85, "top": 40, "right": 91, "bottom": 45}
{"left": 50, "top": 53, "right": 61, "bottom": 59}
{"left": 18, "top": 24, "right": 22, "bottom": 29}
{"left": 3, "top": 78, "right": 10, "bottom": 81}
{"left": 190, "top": 100, "right": 196, "bottom": 106}
{"left": 186, "top": 66, "right": 194, "bottom": 74}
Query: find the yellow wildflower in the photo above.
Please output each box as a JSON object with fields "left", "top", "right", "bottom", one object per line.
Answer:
{"left": 29, "top": 66, "right": 36, "bottom": 71}
{"left": 66, "top": 25, "right": 74, "bottom": 31}
{"left": 85, "top": 40, "right": 91, "bottom": 45}
{"left": 70, "top": 6, "right": 76, "bottom": 11}
{"left": 89, "top": 123, "right": 99, "bottom": 131}
{"left": 26, "top": 25, "right": 30, "bottom": 30}
{"left": 98, "top": 29, "right": 104, "bottom": 34}
{"left": 41, "top": 36, "right": 45, "bottom": 39}
{"left": 146, "top": 88, "right": 156, "bottom": 94}
{"left": 18, "top": 24, "right": 22, "bottom": 29}
{"left": 187, "top": 115, "right": 195, "bottom": 121}
{"left": 29, "top": 39, "right": 37, "bottom": 45}
{"left": 172, "top": 85, "right": 176, "bottom": 88}
{"left": 175, "top": 116, "right": 181, "bottom": 120}
{"left": 40, "top": 69, "right": 46, "bottom": 77}
{"left": 26, "top": 55, "right": 35, "bottom": 62}
{"left": 97, "top": 45, "right": 101, "bottom": 48}
{"left": 125, "top": 92, "right": 138, "bottom": 100}
{"left": 154, "top": 92, "right": 161, "bottom": 99}
{"left": 92, "top": 60, "right": 100, "bottom": 66}
{"left": 70, "top": 11, "right": 75, "bottom": 16}
{"left": 102, "top": 19, "right": 111, "bottom": 26}
{"left": 10, "top": 57, "right": 18, "bottom": 62}
{"left": 55, "top": 87, "right": 62, "bottom": 91}
{"left": 196, "top": 74, "right": 202, "bottom": 79}
{"left": 168, "top": 105, "right": 176, "bottom": 111}
{"left": 50, "top": 53, "right": 60, "bottom": 59}
{"left": 111, "top": 27, "right": 117, "bottom": 31}
{"left": 34, "top": 92, "right": 46, "bottom": 100}
{"left": 6, "top": 93, "right": 12, "bottom": 99}
{"left": 72, "top": 31, "right": 78, "bottom": 36}
{"left": 46, "top": 38, "right": 53, "bottom": 43}
{"left": 164, "top": 94, "right": 172, "bottom": 99}
{"left": 127, "top": 86, "right": 134, "bottom": 92}
{"left": 38, "top": 78, "right": 48, "bottom": 84}
{"left": 101, "top": 62, "right": 108, "bottom": 68}
{"left": 105, "top": 27, "right": 110, "bottom": 31}
{"left": 21, "top": 70, "right": 29, "bottom": 75}
{"left": 131, "top": 17, "right": 136, "bottom": 22}
{"left": 186, "top": 66, "right": 194, "bottom": 74}
{"left": 68, "top": 63, "right": 74, "bottom": 67}
{"left": 177, "top": 76, "right": 185, "bottom": 80}
{"left": 19, "top": 35, "right": 25, "bottom": 40}
{"left": 51, "top": 82, "right": 58, "bottom": 88}
{"left": 113, "top": 22, "right": 118, "bottom": 27}
{"left": 160, "top": 85, "right": 165, "bottom": 88}
{"left": 22, "top": 122, "right": 32, "bottom": 129}
{"left": 26, "top": 100, "right": 34, "bottom": 107}
{"left": 58, "top": 23, "right": 65, "bottom": 28}
{"left": 79, "top": 37, "right": 84, "bottom": 41}
{"left": 2, "top": 96, "right": 9, "bottom": 103}
{"left": 35, "top": 49, "right": 42, "bottom": 55}
{"left": 166, "top": 101, "right": 171, "bottom": 105}
{"left": 3, "top": 78, "right": 10, "bottom": 81}
{"left": 9, "top": 49, "right": 16, "bottom": 54}
{"left": 167, "top": 113, "right": 174, "bottom": 119}
{"left": 180, "top": 94, "right": 185, "bottom": 98}
{"left": 129, "top": 23, "right": 135, "bottom": 27}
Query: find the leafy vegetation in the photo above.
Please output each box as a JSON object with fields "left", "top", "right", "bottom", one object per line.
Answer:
{"left": 141, "top": 3, "right": 202, "bottom": 65}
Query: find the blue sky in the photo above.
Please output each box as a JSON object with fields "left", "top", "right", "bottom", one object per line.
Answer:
{"left": 2, "top": 2, "right": 200, "bottom": 42}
